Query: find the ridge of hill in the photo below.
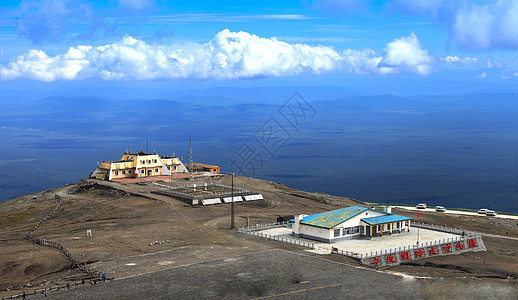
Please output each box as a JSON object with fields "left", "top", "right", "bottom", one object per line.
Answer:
{"left": 0, "top": 176, "right": 517, "bottom": 297}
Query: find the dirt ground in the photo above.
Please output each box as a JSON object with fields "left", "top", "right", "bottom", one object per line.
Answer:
{"left": 0, "top": 175, "right": 517, "bottom": 297}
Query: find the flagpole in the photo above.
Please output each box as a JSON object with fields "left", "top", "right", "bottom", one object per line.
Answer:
{"left": 417, "top": 212, "right": 420, "bottom": 246}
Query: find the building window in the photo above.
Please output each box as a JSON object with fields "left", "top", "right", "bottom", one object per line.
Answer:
{"left": 334, "top": 229, "right": 341, "bottom": 237}
{"left": 114, "top": 171, "right": 119, "bottom": 176}
{"left": 396, "top": 222, "right": 400, "bottom": 229}
{"left": 142, "top": 160, "right": 145, "bottom": 164}
{"left": 128, "top": 170, "right": 132, "bottom": 174}
{"left": 173, "top": 165, "right": 177, "bottom": 171}
{"left": 154, "top": 168, "right": 159, "bottom": 173}
{"left": 148, "top": 160, "right": 151, "bottom": 164}
{"left": 154, "top": 159, "right": 157, "bottom": 163}
{"left": 122, "top": 170, "right": 126, "bottom": 175}
{"left": 140, "top": 169, "right": 144, "bottom": 174}
{"left": 167, "top": 166, "right": 170, "bottom": 170}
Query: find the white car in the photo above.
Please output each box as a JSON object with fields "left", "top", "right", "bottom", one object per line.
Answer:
{"left": 435, "top": 206, "right": 446, "bottom": 212}
{"left": 478, "top": 208, "right": 488, "bottom": 214}
{"left": 416, "top": 203, "right": 427, "bottom": 209}
{"left": 486, "top": 210, "right": 497, "bottom": 216}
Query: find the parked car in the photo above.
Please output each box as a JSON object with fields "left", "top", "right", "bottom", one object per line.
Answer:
{"left": 416, "top": 203, "right": 427, "bottom": 209}
{"left": 486, "top": 210, "right": 497, "bottom": 216}
{"left": 435, "top": 206, "right": 446, "bottom": 212}
{"left": 478, "top": 208, "right": 488, "bottom": 214}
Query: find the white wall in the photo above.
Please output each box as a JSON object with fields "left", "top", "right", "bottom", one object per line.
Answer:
{"left": 298, "top": 224, "right": 331, "bottom": 240}
{"left": 334, "top": 210, "right": 386, "bottom": 229}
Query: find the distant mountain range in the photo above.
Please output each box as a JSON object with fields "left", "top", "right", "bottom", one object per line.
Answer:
{"left": 1, "top": 88, "right": 518, "bottom": 213}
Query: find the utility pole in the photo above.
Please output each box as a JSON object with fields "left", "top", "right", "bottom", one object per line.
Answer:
{"left": 173, "top": 144, "right": 175, "bottom": 189}
{"left": 188, "top": 136, "right": 193, "bottom": 174}
{"left": 230, "top": 173, "right": 235, "bottom": 229}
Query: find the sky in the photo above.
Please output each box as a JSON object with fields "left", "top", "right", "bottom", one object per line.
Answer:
{"left": 0, "top": 0, "right": 518, "bottom": 95}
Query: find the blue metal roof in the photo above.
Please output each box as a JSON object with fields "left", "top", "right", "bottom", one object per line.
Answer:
{"left": 361, "top": 214, "right": 412, "bottom": 226}
{"left": 300, "top": 206, "right": 369, "bottom": 229}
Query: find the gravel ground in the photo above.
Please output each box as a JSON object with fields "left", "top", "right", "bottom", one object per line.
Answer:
{"left": 1, "top": 176, "right": 517, "bottom": 298}
{"left": 44, "top": 249, "right": 517, "bottom": 299}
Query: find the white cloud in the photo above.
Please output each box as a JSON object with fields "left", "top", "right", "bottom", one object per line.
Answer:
{"left": 440, "top": 56, "right": 478, "bottom": 64}
{"left": 514, "top": 72, "right": 518, "bottom": 77}
{"left": 397, "top": 0, "right": 518, "bottom": 49}
{"left": 377, "top": 33, "right": 434, "bottom": 75}
{"left": 461, "top": 56, "right": 478, "bottom": 64}
{"left": 383, "top": 0, "right": 518, "bottom": 50}
{"left": 477, "top": 72, "right": 487, "bottom": 79}
{"left": 272, "top": 36, "right": 356, "bottom": 43}
{"left": 0, "top": 30, "right": 435, "bottom": 81}
{"left": 441, "top": 56, "right": 460, "bottom": 63}
{"left": 486, "top": 58, "right": 503, "bottom": 69}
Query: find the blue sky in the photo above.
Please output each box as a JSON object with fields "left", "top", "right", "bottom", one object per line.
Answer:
{"left": 0, "top": 0, "right": 517, "bottom": 94}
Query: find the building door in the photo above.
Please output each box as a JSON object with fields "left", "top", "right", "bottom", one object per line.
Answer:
{"left": 366, "top": 226, "right": 371, "bottom": 237}
{"left": 147, "top": 170, "right": 152, "bottom": 176}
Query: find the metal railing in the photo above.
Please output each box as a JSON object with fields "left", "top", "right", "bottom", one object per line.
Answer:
{"left": 156, "top": 183, "right": 250, "bottom": 200}
{"left": 243, "top": 230, "right": 314, "bottom": 249}
{"left": 238, "top": 221, "right": 290, "bottom": 232}
{"left": 361, "top": 222, "right": 482, "bottom": 260}
{"left": 237, "top": 220, "right": 484, "bottom": 263}
{"left": 411, "top": 221, "right": 478, "bottom": 236}
{"left": 332, "top": 249, "right": 363, "bottom": 259}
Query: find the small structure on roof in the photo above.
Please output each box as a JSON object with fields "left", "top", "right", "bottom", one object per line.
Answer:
{"left": 292, "top": 206, "right": 412, "bottom": 243}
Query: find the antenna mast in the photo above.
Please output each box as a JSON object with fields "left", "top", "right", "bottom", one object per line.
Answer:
{"left": 189, "top": 136, "right": 193, "bottom": 174}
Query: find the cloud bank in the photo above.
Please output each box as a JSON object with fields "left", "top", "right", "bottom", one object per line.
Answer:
{"left": 17, "top": 0, "right": 93, "bottom": 44}
{"left": 316, "top": 0, "right": 518, "bottom": 50}
{"left": 452, "top": 0, "right": 518, "bottom": 49}
{"left": 0, "top": 29, "right": 434, "bottom": 81}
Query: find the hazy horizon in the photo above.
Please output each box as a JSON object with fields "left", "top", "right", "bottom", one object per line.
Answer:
{"left": 1, "top": 87, "right": 518, "bottom": 214}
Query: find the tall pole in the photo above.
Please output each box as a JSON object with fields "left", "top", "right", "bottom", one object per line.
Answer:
{"left": 189, "top": 136, "right": 193, "bottom": 176}
{"left": 417, "top": 212, "right": 420, "bottom": 246}
{"left": 230, "top": 173, "right": 235, "bottom": 229}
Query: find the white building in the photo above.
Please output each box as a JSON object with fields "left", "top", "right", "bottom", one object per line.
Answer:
{"left": 292, "top": 206, "right": 412, "bottom": 243}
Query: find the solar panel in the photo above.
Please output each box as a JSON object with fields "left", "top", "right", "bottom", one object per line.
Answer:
{"left": 244, "top": 194, "right": 263, "bottom": 201}
{"left": 201, "top": 198, "right": 221, "bottom": 205}
{"left": 222, "top": 196, "right": 243, "bottom": 203}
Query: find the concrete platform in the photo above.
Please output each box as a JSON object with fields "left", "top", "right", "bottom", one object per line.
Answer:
{"left": 260, "top": 227, "right": 459, "bottom": 256}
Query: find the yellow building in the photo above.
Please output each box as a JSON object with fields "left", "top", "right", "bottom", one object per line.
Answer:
{"left": 93, "top": 151, "right": 188, "bottom": 180}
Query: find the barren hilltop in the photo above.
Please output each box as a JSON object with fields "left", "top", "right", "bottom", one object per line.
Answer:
{"left": 1, "top": 175, "right": 517, "bottom": 298}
